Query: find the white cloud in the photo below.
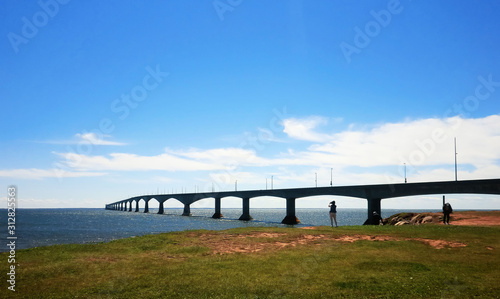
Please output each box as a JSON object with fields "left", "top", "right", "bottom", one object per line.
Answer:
{"left": 48, "top": 115, "right": 500, "bottom": 182}
{"left": 57, "top": 152, "right": 218, "bottom": 172}
{"left": 56, "top": 147, "right": 282, "bottom": 173}
{"left": 75, "top": 133, "right": 126, "bottom": 146}
{"left": 0, "top": 197, "right": 106, "bottom": 208}
{"left": 282, "top": 116, "right": 332, "bottom": 142}
{"left": 0, "top": 168, "right": 106, "bottom": 180}
{"left": 40, "top": 133, "right": 126, "bottom": 146}
{"left": 283, "top": 115, "right": 500, "bottom": 169}
{"left": 10, "top": 115, "right": 500, "bottom": 189}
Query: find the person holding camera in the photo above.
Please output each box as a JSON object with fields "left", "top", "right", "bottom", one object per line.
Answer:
{"left": 328, "top": 201, "right": 338, "bottom": 227}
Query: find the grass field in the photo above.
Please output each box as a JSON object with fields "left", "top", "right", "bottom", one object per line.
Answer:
{"left": 2, "top": 224, "right": 499, "bottom": 298}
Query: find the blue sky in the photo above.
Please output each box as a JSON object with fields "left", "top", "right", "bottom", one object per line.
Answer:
{"left": 2, "top": 0, "right": 500, "bottom": 210}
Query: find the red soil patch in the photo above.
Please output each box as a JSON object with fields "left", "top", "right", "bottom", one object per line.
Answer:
{"left": 413, "top": 238, "right": 466, "bottom": 249}
{"left": 300, "top": 226, "right": 319, "bottom": 230}
{"left": 449, "top": 211, "right": 500, "bottom": 226}
{"left": 195, "top": 232, "right": 466, "bottom": 254}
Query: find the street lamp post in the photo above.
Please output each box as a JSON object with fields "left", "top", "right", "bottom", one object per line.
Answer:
{"left": 454, "top": 137, "right": 458, "bottom": 181}
{"left": 404, "top": 163, "right": 407, "bottom": 183}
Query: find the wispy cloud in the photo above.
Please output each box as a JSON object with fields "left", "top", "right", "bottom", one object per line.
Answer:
{"left": 0, "top": 168, "right": 107, "bottom": 180}
{"left": 40, "top": 133, "right": 126, "bottom": 146}
{"left": 8, "top": 115, "right": 500, "bottom": 184}
{"left": 52, "top": 115, "right": 500, "bottom": 174}
{"left": 75, "top": 133, "right": 126, "bottom": 146}
{"left": 282, "top": 116, "right": 331, "bottom": 142}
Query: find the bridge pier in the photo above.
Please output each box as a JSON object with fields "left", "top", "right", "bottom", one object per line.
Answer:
{"left": 144, "top": 199, "right": 149, "bottom": 213}
{"left": 135, "top": 200, "right": 139, "bottom": 212}
{"left": 281, "top": 197, "right": 300, "bottom": 225}
{"left": 238, "top": 197, "right": 252, "bottom": 221}
{"left": 212, "top": 197, "right": 223, "bottom": 219}
{"left": 182, "top": 204, "right": 192, "bottom": 216}
{"left": 120, "top": 202, "right": 124, "bottom": 211}
{"left": 364, "top": 198, "right": 382, "bottom": 225}
{"left": 158, "top": 200, "right": 164, "bottom": 214}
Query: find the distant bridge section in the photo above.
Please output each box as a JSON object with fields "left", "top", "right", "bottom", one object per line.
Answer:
{"left": 106, "top": 178, "right": 500, "bottom": 225}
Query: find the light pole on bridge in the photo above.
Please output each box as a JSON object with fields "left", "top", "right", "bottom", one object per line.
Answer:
{"left": 404, "top": 163, "right": 407, "bottom": 183}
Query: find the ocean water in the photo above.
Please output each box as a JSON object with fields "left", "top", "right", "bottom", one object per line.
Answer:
{"left": 0, "top": 208, "right": 442, "bottom": 252}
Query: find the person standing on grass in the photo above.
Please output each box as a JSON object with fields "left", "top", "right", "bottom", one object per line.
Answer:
{"left": 329, "top": 201, "right": 338, "bottom": 227}
{"left": 443, "top": 202, "right": 453, "bottom": 225}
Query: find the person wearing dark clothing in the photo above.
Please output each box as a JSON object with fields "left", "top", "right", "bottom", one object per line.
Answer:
{"left": 328, "top": 201, "right": 338, "bottom": 227}
{"left": 363, "top": 211, "right": 383, "bottom": 225}
{"left": 443, "top": 202, "right": 453, "bottom": 225}
{"left": 372, "top": 211, "right": 383, "bottom": 225}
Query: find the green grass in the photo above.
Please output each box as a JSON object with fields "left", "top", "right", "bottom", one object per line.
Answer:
{"left": 2, "top": 225, "right": 499, "bottom": 298}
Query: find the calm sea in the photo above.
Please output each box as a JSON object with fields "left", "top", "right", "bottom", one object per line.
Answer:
{"left": 0, "top": 208, "right": 442, "bottom": 252}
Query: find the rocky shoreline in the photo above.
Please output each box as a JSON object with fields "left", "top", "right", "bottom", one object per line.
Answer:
{"left": 383, "top": 212, "right": 443, "bottom": 226}
{"left": 382, "top": 210, "right": 500, "bottom": 226}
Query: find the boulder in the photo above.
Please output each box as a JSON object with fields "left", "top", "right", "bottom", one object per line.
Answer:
{"left": 389, "top": 217, "right": 401, "bottom": 225}
{"left": 410, "top": 215, "right": 420, "bottom": 225}
{"left": 395, "top": 220, "right": 410, "bottom": 226}
{"left": 421, "top": 216, "right": 434, "bottom": 224}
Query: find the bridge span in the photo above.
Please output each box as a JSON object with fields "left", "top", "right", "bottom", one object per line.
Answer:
{"left": 106, "top": 178, "right": 500, "bottom": 225}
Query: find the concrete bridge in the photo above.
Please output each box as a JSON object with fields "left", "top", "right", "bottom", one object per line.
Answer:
{"left": 105, "top": 178, "right": 500, "bottom": 225}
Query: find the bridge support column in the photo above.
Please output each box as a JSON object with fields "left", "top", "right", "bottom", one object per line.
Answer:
{"left": 120, "top": 202, "right": 124, "bottom": 211}
{"left": 158, "top": 201, "right": 164, "bottom": 214}
{"left": 144, "top": 200, "right": 149, "bottom": 213}
{"left": 281, "top": 197, "right": 300, "bottom": 225}
{"left": 135, "top": 200, "right": 139, "bottom": 212}
{"left": 212, "top": 197, "right": 223, "bottom": 218}
{"left": 364, "top": 198, "right": 382, "bottom": 225}
{"left": 182, "top": 204, "right": 191, "bottom": 216}
{"left": 128, "top": 201, "right": 132, "bottom": 211}
{"left": 239, "top": 197, "right": 252, "bottom": 221}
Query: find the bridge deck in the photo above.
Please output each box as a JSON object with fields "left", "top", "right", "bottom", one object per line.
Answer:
{"left": 106, "top": 178, "right": 500, "bottom": 225}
